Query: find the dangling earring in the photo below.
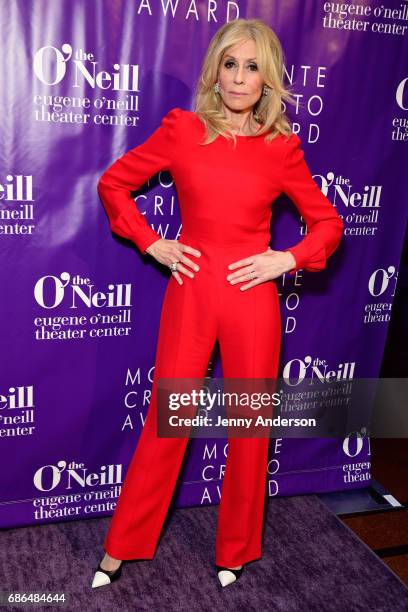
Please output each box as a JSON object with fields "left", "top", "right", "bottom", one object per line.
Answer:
{"left": 214, "top": 81, "right": 220, "bottom": 94}
{"left": 262, "top": 84, "right": 270, "bottom": 96}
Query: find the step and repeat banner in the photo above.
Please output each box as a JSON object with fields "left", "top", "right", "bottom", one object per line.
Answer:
{"left": 1, "top": 1, "right": 407, "bottom": 528}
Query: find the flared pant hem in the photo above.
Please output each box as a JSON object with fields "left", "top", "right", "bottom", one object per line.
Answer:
{"left": 104, "top": 540, "right": 263, "bottom": 567}
{"left": 103, "top": 542, "right": 156, "bottom": 561}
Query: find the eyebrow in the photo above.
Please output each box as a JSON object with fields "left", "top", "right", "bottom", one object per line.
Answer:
{"left": 224, "top": 55, "right": 257, "bottom": 61}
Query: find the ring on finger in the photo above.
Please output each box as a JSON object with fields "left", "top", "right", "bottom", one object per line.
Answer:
{"left": 169, "top": 261, "right": 178, "bottom": 272}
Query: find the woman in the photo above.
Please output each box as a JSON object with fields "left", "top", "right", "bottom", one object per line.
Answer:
{"left": 92, "top": 18, "right": 344, "bottom": 589}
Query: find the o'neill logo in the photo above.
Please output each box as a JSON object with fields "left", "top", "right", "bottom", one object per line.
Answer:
{"left": 283, "top": 356, "right": 355, "bottom": 385}
{"left": 33, "top": 44, "right": 138, "bottom": 91}
{"left": 368, "top": 266, "right": 397, "bottom": 298}
{"left": 396, "top": 76, "right": 408, "bottom": 110}
{"left": 0, "top": 175, "right": 33, "bottom": 201}
{"left": 33, "top": 272, "right": 131, "bottom": 309}
{"left": 33, "top": 461, "right": 122, "bottom": 491}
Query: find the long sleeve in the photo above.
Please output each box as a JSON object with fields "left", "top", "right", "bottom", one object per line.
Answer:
{"left": 281, "top": 133, "right": 344, "bottom": 275}
{"left": 97, "top": 107, "right": 182, "bottom": 254}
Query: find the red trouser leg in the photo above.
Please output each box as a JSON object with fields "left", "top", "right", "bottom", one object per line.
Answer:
{"left": 214, "top": 245, "right": 282, "bottom": 567}
{"left": 104, "top": 253, "right": 217, "bottom": 560}
{"left": 103, "top": 238, "right": 281, "bottom": 565}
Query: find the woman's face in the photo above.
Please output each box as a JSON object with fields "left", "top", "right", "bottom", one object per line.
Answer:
{"left": 217, "top": 38, "right": 264, "bottom": 114}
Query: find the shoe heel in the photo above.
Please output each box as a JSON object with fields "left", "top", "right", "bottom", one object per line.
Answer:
{"left": 215, "top": 564, "right": 244, "bottom": 587}
{"left": 91, "top": 561, "right": 123, "bottom": 588}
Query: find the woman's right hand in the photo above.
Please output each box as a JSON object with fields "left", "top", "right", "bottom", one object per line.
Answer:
{"left": 145, "top": 238, "right": 201, "bottom": 285}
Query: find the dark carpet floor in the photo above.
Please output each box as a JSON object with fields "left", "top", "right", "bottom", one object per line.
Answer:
{"left": 2, "top": 494, "right": 407, "bottom": 611}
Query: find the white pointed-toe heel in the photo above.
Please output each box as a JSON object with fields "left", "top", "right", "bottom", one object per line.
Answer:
{"left": 215, "top": 564, "right": 244, "bottom": 587}
{"left": 91, "top": 560, "right": 123, "bottom": 588}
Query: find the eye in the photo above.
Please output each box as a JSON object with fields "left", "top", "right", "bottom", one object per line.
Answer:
{"left": 224, "top": 60, "right": 235, "bottom": 69}
{"left": 248, "top": 63, "right": 258, "bottom": 71}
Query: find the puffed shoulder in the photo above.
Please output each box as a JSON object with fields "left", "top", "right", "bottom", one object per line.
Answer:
{"left": 283, "top": 131, "right": 302, "bottom": 149}
{"left": 160, "top": 106, "right": 184, "bottom": 129}
{"left": 282, "top": 132, "right": 305, "bottom": 168}
{"left": 158, "top": 107, "right": 186, "bottom": 145}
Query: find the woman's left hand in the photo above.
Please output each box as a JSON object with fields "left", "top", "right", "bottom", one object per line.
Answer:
{"left": 226, "top": 247, "right": 296, "bottom": 291}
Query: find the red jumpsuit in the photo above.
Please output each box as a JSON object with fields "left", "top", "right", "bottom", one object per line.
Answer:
{"left": 97, "top": 107, "right": 344, "bottom": 566}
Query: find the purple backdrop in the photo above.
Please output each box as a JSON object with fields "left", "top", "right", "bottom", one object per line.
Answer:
{"left": 1, "top": 0, "right": 407, "bottom": 528}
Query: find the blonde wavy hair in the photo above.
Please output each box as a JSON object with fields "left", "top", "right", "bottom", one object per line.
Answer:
{"left": 193, "top": 18, "right": 296, "bottom": 146}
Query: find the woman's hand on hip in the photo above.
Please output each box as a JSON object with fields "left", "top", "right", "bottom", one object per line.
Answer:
{"left": 226, "top": 247, "right": 296, "bottom": 291}
{"left": 145, "top": 239, "right": 201, "bottom": 285}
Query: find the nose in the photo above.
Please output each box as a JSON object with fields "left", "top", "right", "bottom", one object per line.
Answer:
{"left": 233, "top": 64, "right": 244, "bottom": 84}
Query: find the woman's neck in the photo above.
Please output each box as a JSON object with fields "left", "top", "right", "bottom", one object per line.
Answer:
{"left": 222, "top": 106, "right": 260, "bottom": 136}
